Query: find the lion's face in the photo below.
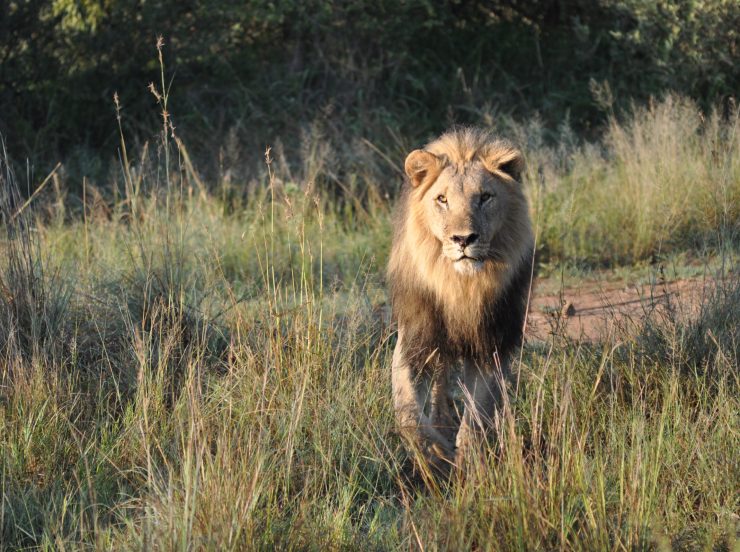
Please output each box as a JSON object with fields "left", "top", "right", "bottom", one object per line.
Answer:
{"left": 423, "top": 164, "right": 510, "bottom": 274}
{"left": 404, "top": 145, "right": 525, "bottom": 276}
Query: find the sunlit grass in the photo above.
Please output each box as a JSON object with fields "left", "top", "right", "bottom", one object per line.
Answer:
{"left": 0, "top": 94, "right": 738, "bottom": 550}
{"left": 530, "top": 96, "right": 740, "bottom": 265}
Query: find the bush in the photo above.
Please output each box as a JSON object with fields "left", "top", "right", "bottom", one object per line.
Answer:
{"left": 1, "top": 1, "right": 738, "bottom": 171}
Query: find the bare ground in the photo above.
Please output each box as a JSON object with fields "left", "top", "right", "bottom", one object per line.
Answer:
{"left": 527, "top": 276, "right": 709, "bottom": 342}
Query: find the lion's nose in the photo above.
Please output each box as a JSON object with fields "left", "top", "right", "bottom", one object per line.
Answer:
{"left": 451, "top": 233, "right": 478, "bottom": 247}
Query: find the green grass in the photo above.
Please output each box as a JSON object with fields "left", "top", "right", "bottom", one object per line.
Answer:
{"left": 0, "top": 94, "right": 738, "bottom": 550}
{"left": 528, "top": 96, "right": 740, "bottom": 266}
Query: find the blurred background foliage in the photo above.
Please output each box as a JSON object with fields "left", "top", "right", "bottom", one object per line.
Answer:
{"left": 1, "top": 0, "right": 738, "bottom": 179}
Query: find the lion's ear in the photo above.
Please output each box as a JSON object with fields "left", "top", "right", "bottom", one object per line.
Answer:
{"left": 404, "top": 149, "right": 442, "bottom": 188}
{"left": 485, "top": 146, "right": 525, "bottom": 182}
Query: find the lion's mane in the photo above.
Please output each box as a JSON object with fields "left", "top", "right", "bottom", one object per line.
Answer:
{"left": 388, "top": 128, "right": 534, "bottom": 364}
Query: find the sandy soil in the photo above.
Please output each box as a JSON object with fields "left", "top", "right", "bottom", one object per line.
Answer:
{"left": 526, "top": 276, "right": 708, "bottom": 342}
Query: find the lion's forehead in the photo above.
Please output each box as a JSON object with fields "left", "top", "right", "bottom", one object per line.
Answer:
{"left": 431, "top": 167, "right": 495, "bottom": 220}
{"left": 434, "top": 164, "right": 489, "bottom": 196}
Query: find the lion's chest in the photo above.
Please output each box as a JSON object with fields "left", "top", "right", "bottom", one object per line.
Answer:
{"left": 417, "top": 271, "right": 501, "bottom": 355}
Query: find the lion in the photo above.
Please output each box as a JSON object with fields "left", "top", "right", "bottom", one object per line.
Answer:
{"left": 387, "top": 127, "right": 534, "bottom": 474}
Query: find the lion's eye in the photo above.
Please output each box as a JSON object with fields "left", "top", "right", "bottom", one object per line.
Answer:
{"left": 480, "top": 192, "right": 494, "bottom": 203}
{"left": 436, "top": 195, "right": 447, "bottom": 204}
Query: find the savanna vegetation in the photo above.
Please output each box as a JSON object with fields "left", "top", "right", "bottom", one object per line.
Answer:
{"left": 1, "top": 1, "right": 739, "bottom": 550}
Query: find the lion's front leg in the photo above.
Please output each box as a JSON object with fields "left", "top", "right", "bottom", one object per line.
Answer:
{"left": 392, "top": 332, "right": 454, "bottom": 474}
{"left": 455, "top": 358, "right": 509, "bottom": 464}
{"left": 430, "top": 369, "right": 455, "bottom": 443}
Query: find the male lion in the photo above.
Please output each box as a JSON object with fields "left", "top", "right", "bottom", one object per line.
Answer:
{"left": 387, "top": 127, "right": 534, "bottom": 474}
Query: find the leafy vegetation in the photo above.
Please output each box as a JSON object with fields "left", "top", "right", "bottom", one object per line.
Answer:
{"left": 2, "top": 0, "right": 738, "bottom": 172}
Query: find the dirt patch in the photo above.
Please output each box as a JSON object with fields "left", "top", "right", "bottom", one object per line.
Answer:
{"left": 527, "top": 277, "right": 708, "bottom": 342}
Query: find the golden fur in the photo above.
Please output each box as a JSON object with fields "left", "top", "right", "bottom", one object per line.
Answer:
{"left": 388, "top": 127, "right": 533, "bottom": 352}
{"left": 388, "top": 127, "right": 535, "bottom": 473}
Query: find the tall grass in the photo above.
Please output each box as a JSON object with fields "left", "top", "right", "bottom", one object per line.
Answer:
{"left": 0, "top": 90, "right": 738, "bottom": 549}
{"left": 530, "top": 96, "right": 740, "bottom": 266}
